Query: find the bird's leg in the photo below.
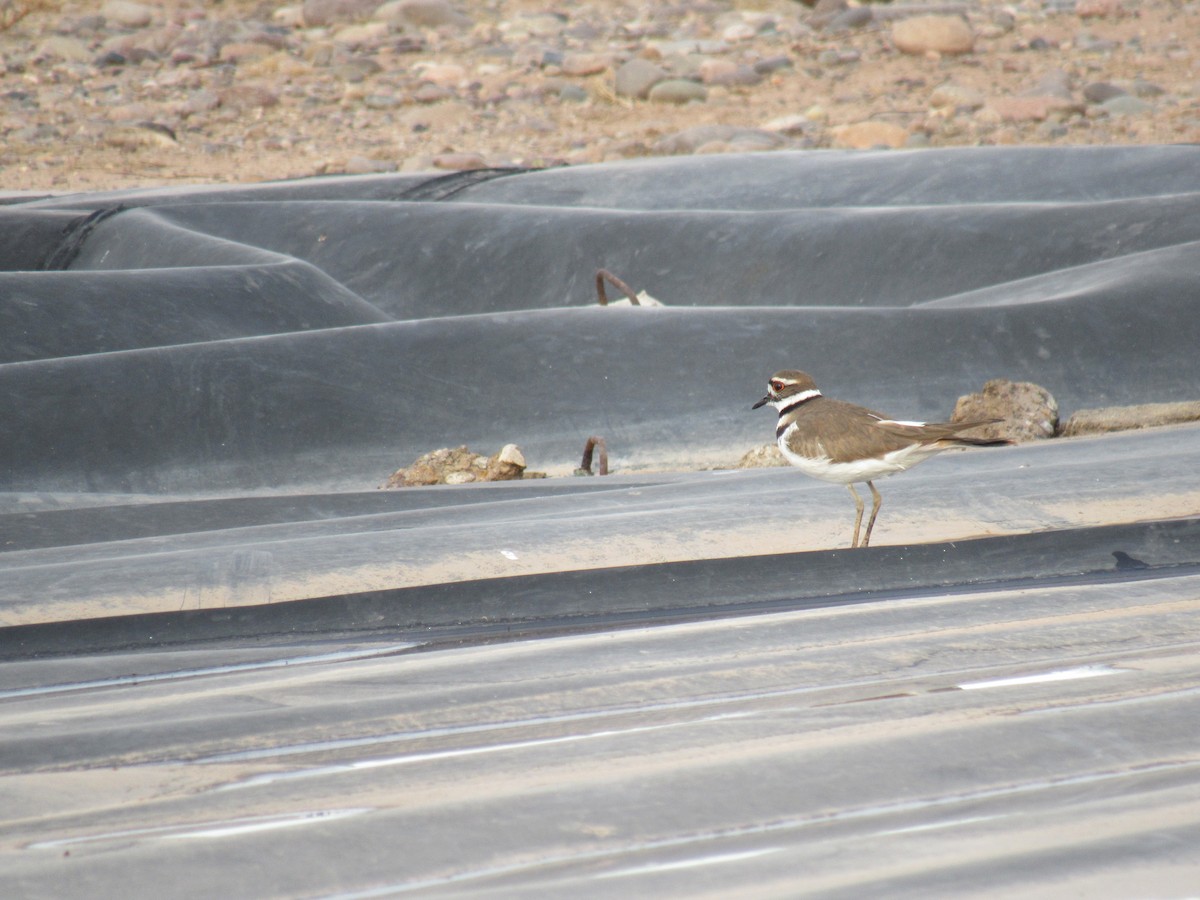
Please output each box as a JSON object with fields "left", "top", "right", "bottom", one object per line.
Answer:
{"left": 861, "top": 480, "right": 883, "bottom": 548}
{"left": 846, "top": 483, "right": 864, "bottom": 548}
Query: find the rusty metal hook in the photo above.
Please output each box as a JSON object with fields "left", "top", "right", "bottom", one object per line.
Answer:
{"left": 578, "top": 435, "right": 608, "bottom": 475}
{"left": 595, "top": 269, "right": 640, "bottom": 306}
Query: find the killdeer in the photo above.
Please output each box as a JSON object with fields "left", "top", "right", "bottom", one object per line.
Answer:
{"left": 753, "top": 370, "right": 1012, "bottom": 548}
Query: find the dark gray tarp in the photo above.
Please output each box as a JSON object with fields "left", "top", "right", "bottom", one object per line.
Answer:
{"left": 2, "top": 147, "right": 1200, "bottom": 896}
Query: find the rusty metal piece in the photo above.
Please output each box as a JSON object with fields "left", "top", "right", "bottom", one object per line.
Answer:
{"left": 579, "top": 435, "right": 609, "bottom": 476}
{"left": 595, "top": 269, "right": 640, "bottom": 306}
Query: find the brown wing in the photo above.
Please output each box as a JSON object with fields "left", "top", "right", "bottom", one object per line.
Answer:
{"left": 872, "top": 417, "right": 1010, "bottom": 447}
{"left": 784, "top": 399, "right": 930, "bottom": 463}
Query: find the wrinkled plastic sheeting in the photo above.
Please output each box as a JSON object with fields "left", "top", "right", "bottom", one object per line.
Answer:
{"left": 2, "top": 146, "right": 1200, "bottom": 496}
{"left": 5, "top": 146, "right": 1200, "bottom": 898}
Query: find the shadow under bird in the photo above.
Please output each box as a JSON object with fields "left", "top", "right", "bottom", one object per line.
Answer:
{"left": 753, "top": 370, "right": 1013, "bottom": 548}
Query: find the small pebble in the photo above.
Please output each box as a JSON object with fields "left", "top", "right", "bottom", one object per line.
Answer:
{"left": 647, "top": 79, "right": 708, "bottom": 105}
{"left": 614, "top": 58, "right": 667, "bottom": 99}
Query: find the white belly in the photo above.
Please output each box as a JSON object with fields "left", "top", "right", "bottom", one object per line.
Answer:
{"left": 777, "top": 432, "right": 945, "bottom": 485}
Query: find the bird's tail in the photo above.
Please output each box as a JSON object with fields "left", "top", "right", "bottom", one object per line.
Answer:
{"left": 947, "top": 417, "right": 1014, "bottom": 447}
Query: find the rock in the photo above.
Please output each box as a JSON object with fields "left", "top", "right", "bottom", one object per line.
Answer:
{"left": 1100, "top": 94, "right": 1152, "bottom": 116}
{"left": 332, "top": 23, "right": 390, "bottom": 47}
{"left": 503, "top": 12, "right": 567, "bottom": 39}
{"left": 1025, "top": 69, "right": 1074, "bottom": 100}
{"left": 560, "top": 52, "right": 611, "bottom": 76}
{"left": 754, "top": 55, "right": 793, "bottom": 75}
{"left": 558, "top": 83, "right": 589, "bottom": 102}
{"left": 101, "top": 1, "right": 154, "bottom": 28}
{"left": 344, "top": 154, "right": 396, "bottom": 174}
{"left": 762, "top": 114, "right": 813, "bottom": 136}
{"left": 737, "top": 444, "right": 786, "bottom": 468}
{"left": 891, "top": 15, "right": 975, "bottom": 56}
{"left": 1129, "top": 78, "right": 1166, "bottom": 98}
{"left": 36, "top": 36, "right": 93, "bottom": 63}
{"left": 697, "top": 59, "right": 762, "bottom": 87}
{"left": 273, "top": 6, "right": 306, "bottom": 27}
{"left": 952, "top": 379, "right": 1059, "bottom": 442}
{"left": 363, "top": 92, "right": 401, "bottom": 109}
{"left": 486, "top": 443, "right": 526, "bottom": 480}
{"left": 432, "top": 152, "right": 487, "bottom": 170}
{"left": 929, "top": 82, "right": 986, "bottom": 111}
{"left": 614, "top": 58, "right": 667, "bottom": 99}
{"left": 333, "top": 58, "right": 383, "bottom": 82}
{"left": 1060, "top": 401, "right": 1200, "bottom": 437}
{"left": 302, "top": 0, "right": 378, "bottom": 27}
{"left": 1082, "top": 81, "right": 1127, "bottom": 103}
{"left": 412, "top": 82, "right": 453, "bottom": 103}
{"left": 721, "top": 21, "right": 758, "bottom": 42}
{"left": 655, "top": 124, "right": 788, "bottom": 154}
{"left": 986, "top": 96, "right": 1079, "bottom": 122}
{"left": 830, "top": 121, "right": 908, "bottom": 149}
{"left": 808, "top": 0, "right": 849, "bottom": 31}
{"left": 647, "top": 79, "right": 707, "bottom": 104}
{"left": 103, "top": 123, "right": 178, "bottom": 150}
{"left": 217, "top": 84, "right": 280, "bottom": 110}
{"left": 219, "top": 42, "right": 272, "bottom": 64}
{"left": 416, "top": 62, "right": 466, "bottom": 87}
{"left": 1075, "top": 0, "right": 1124, "bottom": 17}
{"left": 382, "top": 444, "right": 530, "bottom": 488}
{"left": 375, "top": 0, "right": 471, "bottom": 30}
{"left": 824, "top": 7, "right": 873, "bottom": 32}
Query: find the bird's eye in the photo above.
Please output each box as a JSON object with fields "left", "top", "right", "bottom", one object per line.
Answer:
{"left": 770, "top": 381, "right": 783, "bottom": 392}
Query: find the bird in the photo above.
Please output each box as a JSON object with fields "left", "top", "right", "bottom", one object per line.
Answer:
{"left": 753, "top": 369, "right": 1012, "bottom": 548}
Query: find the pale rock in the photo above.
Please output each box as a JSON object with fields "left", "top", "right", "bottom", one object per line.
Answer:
{"left": 698, "top": 58, "right": 761, "bottom": 86}
{"left": 647, "top": 79, "right": 707, "bottom": 104}
{"left": 1100, "top": 94, "right": 1152, "bottom": 116}
{"left": 722, "top": 21, "right": 758, "bottom": 42}
{"left": 417, "top": 62, "right": 467, "bottom": 87}
{"left": 501, "top": 13, "right": 566, "bottom": 38}
{"left": 219, "top": 42, "right": 272, "bottom": 63}
{"left": 1075, "top": 0, "right": 1124, "bottom": 17}
{"left": 614, "top": 58, "right": 667, "bottom": 99}
{"left": 432, "top": 151, "right": 487, "bottom": 170}
{"left": 302, "top": 0, "right": 378, "bottom": 27}
{"left": 762, "top": 114, "right": 813, "bottom": 135}
{"left": 952, "top": 379, "right": 1059, "bottom": 442}
{"left": 35, "top": 36, "right": 92, "bottom": 63}
{"left": 102, "top": 0, "right": 154, "bottom": 28}
{"left": 273, "top": 6, "right": 306, "bottom": 27}
{"left": 830, "top": 121, "right": 908, "bottom": 149}
{"left": 929, "top": 82, "right": 986, "bottom": 110}
{"left": 560, "top": 52, "right": 611, "bottom": 76}
{"left": 412, "top": 83, "right": 453, "bottom": 103}
{"left": 655, "top": 124, "right": 788, "bottom": 154}
{"left": 217, "top": 84, "right": 280, "bottom": 110}
{"left": 892, "top": 15, "right": 974, "bottom": 56}
{"left": 375, "top": 0, "right": 471, "bottom": 30}
{"left": 103, "top": 123, "right": 178, "bottom": 150}
{"left": 344, "top": 154, "right": 396, "bottom": 173}
{"left": 332, "top": 22, "right": 390, "bottom": 47}
{"left": 987, "top": 95, "right": 1079, "bottom": 122}
{"left": 1025, "top": 69, "right": 1073, "bottom": 100}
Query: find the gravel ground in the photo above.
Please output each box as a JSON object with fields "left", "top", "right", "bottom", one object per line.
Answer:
{"left": 1, "top": 0, "right": 1197, "bottom": 193}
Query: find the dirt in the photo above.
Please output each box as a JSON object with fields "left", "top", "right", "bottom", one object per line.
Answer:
{"left": 2, "top": 0, "right": 1197, "bottom": 195}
